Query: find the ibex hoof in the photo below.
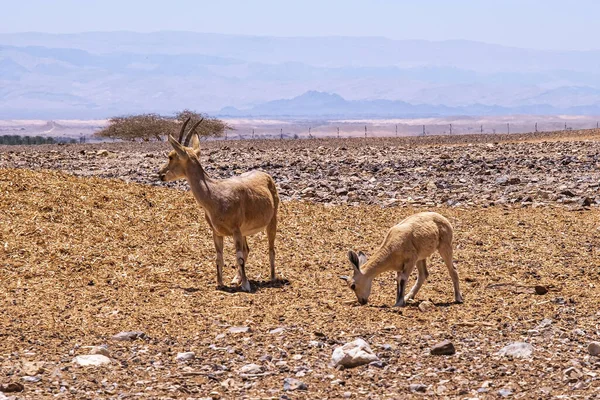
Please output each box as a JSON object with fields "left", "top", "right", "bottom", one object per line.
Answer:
{"left": 240, "top": 281, "right": 251, "bottom": 293}
{"left": 393, "top": 300, "right": 407, "bottom": 308}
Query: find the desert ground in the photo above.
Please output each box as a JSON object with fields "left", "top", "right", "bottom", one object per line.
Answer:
{"left": 2, "top": 129, "right": 600, "bottom": 399}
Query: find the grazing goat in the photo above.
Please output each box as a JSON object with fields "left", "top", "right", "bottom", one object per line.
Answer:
{"left": 158, "top": 118, "right": 280, "bottom": 292}
{"left": 341, "top": 212, "right": 463, "bottom": 307}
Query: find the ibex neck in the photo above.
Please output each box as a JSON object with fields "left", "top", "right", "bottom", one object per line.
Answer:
{"left": 361, "top": 249, "right": 394, "bottom": 278}
{"left": 185, "top": 159, "right": 217, "bottom": 208}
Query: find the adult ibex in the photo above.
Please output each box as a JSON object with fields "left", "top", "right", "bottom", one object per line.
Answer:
{"left": 158, "top": 118, "right": 280, "bottom": 292}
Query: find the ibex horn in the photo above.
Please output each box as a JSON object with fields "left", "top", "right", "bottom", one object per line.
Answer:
{"left": 183, "top": 118, "right": 204, "bottom": 146}
{"left": 177, "top": 117, "right": 191, "bottom": 143}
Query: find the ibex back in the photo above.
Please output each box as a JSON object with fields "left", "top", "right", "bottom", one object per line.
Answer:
{"left": 158, "top": 118, "right": 280, "bottom": 292}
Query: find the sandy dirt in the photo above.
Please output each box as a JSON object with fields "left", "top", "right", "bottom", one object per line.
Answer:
{"left": 1, "top": 131, "right": 600, "bottom": 399}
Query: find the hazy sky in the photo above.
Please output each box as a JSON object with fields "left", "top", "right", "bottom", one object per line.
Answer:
{"left": 3, "top": 0, "right": 598, "bottom": 50}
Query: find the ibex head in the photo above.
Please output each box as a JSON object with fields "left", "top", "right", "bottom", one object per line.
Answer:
{"left": 340, "top": 250, "right": 372, "bottom": 305}
{"left": 158, "top": 117, "right": 204, "bottom": 182}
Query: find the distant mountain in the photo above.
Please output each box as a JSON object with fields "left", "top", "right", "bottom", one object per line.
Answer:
{"left": 2, "top": 32, "right": 600, "bottom": 119}
{"left": 219, "top": 91, "right": 600, "bottom": 118}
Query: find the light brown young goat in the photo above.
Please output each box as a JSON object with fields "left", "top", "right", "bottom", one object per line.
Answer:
{"left": 158, "top": 118, "right": 280, "bottom": 292}
{"left": 341, "top": 212, "right": 463, "bottom": 307}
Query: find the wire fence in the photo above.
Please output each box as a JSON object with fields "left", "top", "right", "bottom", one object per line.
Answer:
{"left": 3, "top": 120, "right": 600, "bottom": 145}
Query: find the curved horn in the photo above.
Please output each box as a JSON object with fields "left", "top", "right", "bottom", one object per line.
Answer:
{"left": 183, "top": 118, "right": 204, "bottom": 146}
{"left": 177, "top": 117, "right": 191, "bottom": 143}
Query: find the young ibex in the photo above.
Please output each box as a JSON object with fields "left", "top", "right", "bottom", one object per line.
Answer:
{"left": 341, "top": 212, "right": 463, "bottom": 307}
{"left": 158, "top": 118, "right": 280, "bottom": 292}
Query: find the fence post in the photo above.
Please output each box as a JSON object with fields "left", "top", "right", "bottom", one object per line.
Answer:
{"left": 422, "top": 125, "right": 425, "bottom": 136}
{"left": 480, "top": 125, "right": 483, "bottom": 133}
{"left": 395, "top": 124, "right": 398, "bottom": 136}
{"left": 337, "top": 127, "right": 340, "bottom": 138}
{"left": 449, "top": 124, "right": 452, "bottom": 135}
{"left": 507, "top": 123, "right": 510, "bottom": 134}
{"left": 535, "top": 122, "right": 538, "bottom": 132}
{"left": 364, "top": 125, "right": 367, "bottom": 138}
{"left": 280, "top": 128, "right": 283, "bottom": 140}
{"left": 564, "top": 122, "right": 567, "bottom": 131}
{"left": 252, "top": 129, "right": 254, "bottom": 139}
{"left": 309, "top": 127, "right": 311, "bottom": 138}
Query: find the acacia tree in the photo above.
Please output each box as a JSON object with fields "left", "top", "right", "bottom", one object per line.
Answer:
{"left": 95, "top": 110, "right": 230, "bottom": 141}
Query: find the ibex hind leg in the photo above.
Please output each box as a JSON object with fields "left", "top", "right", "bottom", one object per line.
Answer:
{"left": 267, "top": 215, "right": 277, "bottom": 282}
{"left": 230, "top": 236, "right": 250, "bottom": 288}
{"left": 232, "top": 232, "right": 251, "bottom": 292}
{"left": 439, "top": 243, "right": 463, "bottom": 303}
{"left": 405, "top": 259, "right": 429, "bottom": 302}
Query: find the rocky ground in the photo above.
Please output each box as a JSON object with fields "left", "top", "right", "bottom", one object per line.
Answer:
{"left": 2, "top": 129, "right": 600, "bottom": 210}
{"left": 1, "top": 131, "right": 600, "bottom": 399}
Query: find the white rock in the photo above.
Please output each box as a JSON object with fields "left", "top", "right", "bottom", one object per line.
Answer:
{"left": 72, "top": 354, "right": 111, "bottom": 367}
{"left": 331, "top": 338, "right": 379, "bottom": 368}
{"left": 238, "top": 363, "right": 263, "bottom": 375}
{"left": 228, "top": 326, "right": 251, "bottom": 334}
{"left": 176, "top": 352, "right": 195, "bottom": 362}
{"left": 498, "top": 342, "right": 534, "bottom": 358}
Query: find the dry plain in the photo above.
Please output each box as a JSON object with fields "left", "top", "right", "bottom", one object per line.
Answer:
{"left": 1, "top": 130, "right": 600, "bottom": 399}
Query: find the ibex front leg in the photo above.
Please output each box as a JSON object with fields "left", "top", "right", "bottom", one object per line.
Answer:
{"left": 233, "top": 231, "right": 251, "bottom": 292}
{"left": 212, "top": 232, "right": 224, "bottom": 287}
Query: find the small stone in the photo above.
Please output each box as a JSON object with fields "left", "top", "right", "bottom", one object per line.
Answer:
{"left": 283, "top": 377, "right": 307, "bottom": 391}
{"left": 409, "top": 383, "right": 427, "bottom": 393}
{"left": 72, "top": 354, "right": 111, "bottom": 367}
{"left": 498, "top": 388, "right": 512, "bottom": 397}
{"left": 430, "top": 340, "right": 456, "bottom": 356}
{"left": 0, "top": 382, "right": 25, "bottom": 393}
{"left": 111, "top": 331, "right": 145, "bottom": 341}
{"left": 88, "top": 346, "right": 109, "bottom": 357}
{"left": 534, "top": 285, "right": 548, "bottom": 295}
{"left": 228, "top": 326, "right": 251, "bottom": 334}
{"left": 498, "top": 342, "right": 534, "bottom": 358}
{"left": 21, "top": 361, "right": 45, "bottom": 376}
{"left": 21, "top": 376, "right": 41, "bottom": 383}
{"left": 331, "top": 338, "right": 379, "bottom": 368}
{"left": 368, "top": 360, "right": 385, "bottom": 368}
{"left": 588, "top": 342, "right": 600, "bottom": 356}
{"left": 536, "top": 318, "right": 552, "bottom": 329}
{"left": 176, "top": 352, "right": 195, "bottom": 362}
{"left": 343, "top": 391, "right": 352, "bottom": 398}
{"left": 269, "top": 327, "right": 285, "bottom": 334}
{"left": 418, "top": 300, "right": 435, "bottom": 312}
{"left": 238, "top": 363, "right": 263, "bottom": 375}
{"left": 96, "top": 149, "right": 109, "bottom": 157}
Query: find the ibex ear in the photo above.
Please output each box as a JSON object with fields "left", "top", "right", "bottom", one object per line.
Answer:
{"left": 358, "top": 251, "right": 368, "bottom": 266}
{"left": 191, "top": 133, "right": 200, "bottom": 151}
{"left": 348, "top": 250, "right": 360, "bottom": 271}
{"left": 168, "top": 135, "right": 187, "bottom": 158}
{"left": 339, "top": 275, "right": 350, "bottom": 282}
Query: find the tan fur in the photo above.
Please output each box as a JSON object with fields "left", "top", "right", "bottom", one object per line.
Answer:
{"left": 159, "top": 133, "right": 279, "bottom": 292}
{"left": 342, "top": 212, "right": 463, "bottom": 306}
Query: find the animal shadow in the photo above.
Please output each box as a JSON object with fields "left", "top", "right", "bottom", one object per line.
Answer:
{"left": 217, "top": 278, "right": 290, "bottom": 294}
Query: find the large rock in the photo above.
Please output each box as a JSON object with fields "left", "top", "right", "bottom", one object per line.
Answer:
{"left": 331, "top": 338, "right": 379, "bottom": 368}
{"left": 72, "top": 354, "right": 112, "bottom": 367}
{"left": 498, "top": 342, "right": 534, "bottom": 358}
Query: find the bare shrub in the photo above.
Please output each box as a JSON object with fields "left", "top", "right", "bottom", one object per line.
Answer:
{"left": 95, "top": 111, "right": 230, "bottom": 141}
